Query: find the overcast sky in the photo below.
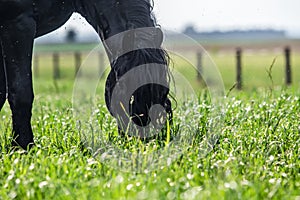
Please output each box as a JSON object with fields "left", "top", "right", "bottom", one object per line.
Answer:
{"left": 153, "top": 0, "right": 300, "bottom": 36}
{"left": 40, "top": 0, "right": 300, "bottom": 41}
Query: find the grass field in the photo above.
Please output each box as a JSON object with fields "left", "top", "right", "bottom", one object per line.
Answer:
{"left": 0, "top": 42, "right": 299, "bottom": 199}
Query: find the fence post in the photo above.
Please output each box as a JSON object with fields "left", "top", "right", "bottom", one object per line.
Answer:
{"left": 196, "top": 51, "right": 203, "bottom": 81}
{"left": 34, "top": 54, "right": 39, "bottom": 78}
{"left": 236, "top": 48, "right": 242, "bottom": 90}
{"left": 53, "top": 53, "right": 60, "bottom": 80}
{"left": 75, "top": 51, "right": 82, "bottom": 77}
{"left": 284, "top": 46, "right": 292, "bottom": 85}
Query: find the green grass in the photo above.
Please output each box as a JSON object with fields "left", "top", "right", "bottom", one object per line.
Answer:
{"left": 0, "top": 47, "right": 299, "bottom": 199}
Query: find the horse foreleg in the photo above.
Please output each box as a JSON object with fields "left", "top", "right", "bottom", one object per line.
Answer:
{"left": 0, "top": 46, "right": 6, "bottom": 110}
{"left": 0, "top": 16, "right": 36, "bottom": 149}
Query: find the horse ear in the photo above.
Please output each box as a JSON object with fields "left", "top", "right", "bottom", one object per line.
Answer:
{"left": 154, "top": 28, "right": 163, "bottom": 47}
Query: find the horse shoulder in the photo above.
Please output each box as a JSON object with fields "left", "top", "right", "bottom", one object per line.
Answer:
{"left": 0, "top": 0, "right": 32, "bottom": 22}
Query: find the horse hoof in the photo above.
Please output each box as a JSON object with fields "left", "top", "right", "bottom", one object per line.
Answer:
{"left": 11, "top": 140, "right": 35, "bottom": 151}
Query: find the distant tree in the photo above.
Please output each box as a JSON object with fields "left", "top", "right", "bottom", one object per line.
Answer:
{"left": 183, "top": 25, "right": 198, "bottom": 35}
{"left": 66, "top": 29, "right": 77, "bottom": 43}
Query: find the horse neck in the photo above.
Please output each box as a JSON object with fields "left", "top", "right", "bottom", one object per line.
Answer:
{"left": 74, "top": 0, "right": 156, "bottom": 39}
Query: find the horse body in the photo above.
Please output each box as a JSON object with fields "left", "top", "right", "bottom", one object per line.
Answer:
{"left": 34, "top": 0, "right": 75, "bottom": 37}
{"left": 0, "top": 0, "right": 171, "bottom": 149}
{"left": 0, "top": 0, "right": 74, "bottom": 37}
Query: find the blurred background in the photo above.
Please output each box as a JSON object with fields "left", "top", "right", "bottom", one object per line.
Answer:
{"left": 33, "top": 0, "right": 300, "bottom": 93}
{"left": 36, "top": 0, "right": 300, "bottom": 42}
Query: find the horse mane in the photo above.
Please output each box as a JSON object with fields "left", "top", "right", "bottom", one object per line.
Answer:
{"left": 120, "top": 0, "right": 156, "bottom": 28}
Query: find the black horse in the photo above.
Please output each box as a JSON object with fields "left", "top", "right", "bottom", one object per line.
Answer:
{"left": 0, "top": 0, "right": 172, "bottom": 149}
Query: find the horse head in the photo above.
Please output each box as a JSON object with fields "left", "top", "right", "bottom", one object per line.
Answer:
{"left": 77, "top": 0, "right": 172, "bottom": 138}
